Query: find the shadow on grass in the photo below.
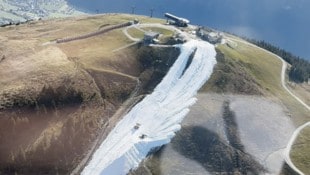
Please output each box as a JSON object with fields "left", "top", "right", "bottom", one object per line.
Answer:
{"left": 279, "top": 162, "right": 300, "bottom": 175}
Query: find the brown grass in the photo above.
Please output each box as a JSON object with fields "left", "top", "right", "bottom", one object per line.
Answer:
{"left": 0, "top": 14, "right": 174, "bottom": 174}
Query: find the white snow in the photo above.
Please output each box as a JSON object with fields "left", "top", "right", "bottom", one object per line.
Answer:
{"left": 82, "top": 39, "right": 217, "bottom": 175}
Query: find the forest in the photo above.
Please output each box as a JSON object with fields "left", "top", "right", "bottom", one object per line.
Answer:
{"left": 247, "top": 39, "right": 310, "bottom": 83}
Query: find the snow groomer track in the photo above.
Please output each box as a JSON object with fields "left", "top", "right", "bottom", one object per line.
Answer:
{"left": 82, "top": 39, "right": 217, "bottom": 175}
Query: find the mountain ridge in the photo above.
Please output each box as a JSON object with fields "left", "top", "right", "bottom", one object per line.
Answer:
{"left": 0, "top": 13, "right": 309, "bottom": 175}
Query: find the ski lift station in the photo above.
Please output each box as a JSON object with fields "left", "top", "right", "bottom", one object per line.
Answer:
{"left": 164, "top": 13, "right": 190, "bottom": 27}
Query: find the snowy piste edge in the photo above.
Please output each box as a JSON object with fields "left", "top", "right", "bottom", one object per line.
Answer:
{"left": 82, "top": 39, "right": 217, "bottom": 175}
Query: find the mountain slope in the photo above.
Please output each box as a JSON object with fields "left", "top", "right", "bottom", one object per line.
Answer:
{"left": 0, "top": 14, "right": 176, "bottom": 174}
{"left": 130, "top": 30, "right": 310, "bottom": 175}
{"left": 0, "top": 13, "right": 309, "bottom": 175}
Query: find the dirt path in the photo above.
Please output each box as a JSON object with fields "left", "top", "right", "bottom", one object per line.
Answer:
{"left": 112, "top": 41, "right": 140, "bottom": 52}
{"left": 122, "top": 23, "right": 187, "bottom": 42}
{"left": 227, "top": 37, "right": 309, "bottom": 111}
{"left": 227, "top": 36, "right": 310, "bottom": 175}
{"left": 281, "top": 61, "right": 310, "bottom": 110}
{"left": 122, "top": 26, "right": 141, "bottom": 42}
{"left": 283, "top": 122, "right": 310, "bottom": 175}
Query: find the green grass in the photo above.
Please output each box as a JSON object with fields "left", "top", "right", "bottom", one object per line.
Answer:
{"left": 217, "top": 37, "right": 310, "bottom": 174}
{"left": 126, "top": 26, "right": 175, "bottom": 42}
{"left": 217, "top": 42, "right": 282, "bottom": 95}
{"left": 141, "top": 27, "right": 174, "bottom": 36}
{"left": 290, "top": 126, "right": 310, "bottom": 175}
{"left": 217, "top": 39, "right": 309, "bottom": 125}
{"left": 127, "top": 27, "right": 145, "bottom": 39}
{"left": 201, "top": 49, "right": 263, "bottom": 95}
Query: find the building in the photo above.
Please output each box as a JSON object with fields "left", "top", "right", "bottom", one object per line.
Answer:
{"left": 143, "top": 31, "right": 160, "bottom": 44}
{"left": 197, "top": 27, "right": 223, "bottom": 44}
{"left": 206, "top": 32, "right": 223, "bottom": 44}
{"left": 164, "top": 13, "right": 190, "bottom": 27}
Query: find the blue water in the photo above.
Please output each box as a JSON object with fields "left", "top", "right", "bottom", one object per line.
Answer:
{"left": 67, "top": 0, "right": 310, "bottom": 60}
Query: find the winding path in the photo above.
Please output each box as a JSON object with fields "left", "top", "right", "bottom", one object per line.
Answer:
{"left": 227, "top": 36, "right": 310, "bottom": 175}
{"left": 283, "top": 122, "right": 310, "bottom": 175}
{"left": 280, "top": 60, "right": 310, "bottom": 111}
{"left": 280, "top": 59, "right": 309, "bottom": 175}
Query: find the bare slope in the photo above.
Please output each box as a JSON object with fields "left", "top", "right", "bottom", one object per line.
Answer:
{"left": 0, "top": 14, "right": 178, "bottom": 174}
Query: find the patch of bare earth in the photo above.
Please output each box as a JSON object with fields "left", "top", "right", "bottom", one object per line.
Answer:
{"left": 0, "top": 14, "right": 178, "bottom": 174}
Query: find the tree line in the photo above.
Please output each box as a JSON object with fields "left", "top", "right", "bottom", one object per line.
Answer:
{"left": 246, "top": 39, "right": 310, "bottom": 83}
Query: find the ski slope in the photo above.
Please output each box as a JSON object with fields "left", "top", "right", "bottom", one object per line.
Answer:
{"left": 82, "top": 39, "right": 217, "bottom": 175}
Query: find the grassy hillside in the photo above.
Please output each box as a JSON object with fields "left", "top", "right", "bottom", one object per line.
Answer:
{"left": 203, "top": 36, "right": 310, "bottom": 174}
{"left": 290, "top": 126, "right": 310, "bottom": 174}
{"left": 130, "top": 33, "right": 309, "bottom": 175}
{"left": 1, "top": 13, "right": 309, "bottom": 174}
{"left": 213, "top": 37, "right": 309, "bottom": 125}
{"left": 200, "top": 48, "right": 263, "bottom": 95}
{"left": 287, "top": 82, "right": 310, "bottom": 106}
{"left": 0, "top": 14, "right": 180, "bottom": 174}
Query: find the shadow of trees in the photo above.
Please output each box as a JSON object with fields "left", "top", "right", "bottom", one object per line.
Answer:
{"left": 171, "top": 100, "right": 266, "bottom": 174}
{"left": 130, "top": 100, "right": 274, "bottom": 175}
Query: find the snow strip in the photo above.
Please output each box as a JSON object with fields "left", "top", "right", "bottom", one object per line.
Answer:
{"left": 82, "top": 39, "right": 217, "bottom": 175}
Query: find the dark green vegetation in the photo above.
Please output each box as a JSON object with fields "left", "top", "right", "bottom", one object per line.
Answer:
{"left": 248, "top": 39, "right": 310, "bottom": 83}
{"left": 136, "top": 45, "right": 180, "bottom": 93}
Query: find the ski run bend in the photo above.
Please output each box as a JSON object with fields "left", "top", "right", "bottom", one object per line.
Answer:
{"left": 82, "top": 39, "right": 217, "bottom": 175}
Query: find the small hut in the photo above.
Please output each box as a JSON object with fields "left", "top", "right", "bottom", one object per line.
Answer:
{"left": 143, "top": 31, "right": 160, "bottom": 44}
